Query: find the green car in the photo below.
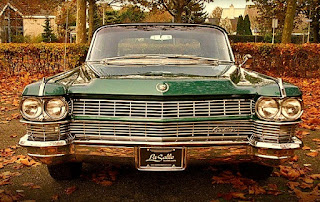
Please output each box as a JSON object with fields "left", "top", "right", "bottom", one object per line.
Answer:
{"left": 19, "top": 23, "right": 303, "bottom": 180}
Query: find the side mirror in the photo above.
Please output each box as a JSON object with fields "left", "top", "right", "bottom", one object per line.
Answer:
{"left": 239, "top": 54, "right": 253, "bottom": 68}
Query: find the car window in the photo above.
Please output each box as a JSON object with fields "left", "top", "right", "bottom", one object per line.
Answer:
{"left": 88, "top": 25, "right": 232, "bottom": 62}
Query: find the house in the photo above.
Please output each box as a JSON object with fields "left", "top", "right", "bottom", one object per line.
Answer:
{"left": 0, "top": 0, "right": 57, "bottom": 42}
{"left": 219, "top": 4, "right": 246, "bottom": 34}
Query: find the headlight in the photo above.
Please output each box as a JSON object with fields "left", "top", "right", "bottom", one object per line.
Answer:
{"left": 256, "top": 97, "right": 279, "bottom": 120}
{"left": 281, "top": 98, "right": 302, "bottom": 120}
{"left": 45, "top": 98, "right": 68, "bottom": 120}
{"left": 21, "top": 98, "right": 42, "bottom": 119}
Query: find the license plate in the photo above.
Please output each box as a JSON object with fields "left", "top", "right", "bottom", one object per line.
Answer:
{"left": 136, "top": 147, "right": 186, "bottom": 171}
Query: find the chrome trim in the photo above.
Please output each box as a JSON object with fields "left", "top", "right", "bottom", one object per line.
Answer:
{"left": 72, "top": 99, "right": 253, "bottom": 119}
{"left": 70, "top": 120, "right": 253, "bottom": 142}
{"left": 27, "top": 153, "right": 66, "bottom": 157}
{"left": 255, "top": 154, "right": 290, "bottom": 160}
{"left": 20, "top": 119, "right": 70, "bottom": 125}
{"left": 278, "top": 78, "right": 287, "bottom": 98}
{"left": 38, "top": 77, "right": 47, "bottom": 96}
{"left": 20, "top": 97, "right": 69, "bottom": 122}
{"left": 19, "top": 135, "right": 69, "bottom": 147}
{"left": 251, "top": 137, "right": 302, "bottom": 149}
{"left": 254, "top": 120, "right": 301, "bottom": 125}
{"left": 255, "top": 97, "right": 303, "bottom": 122}
{"left": 73, "top": 140, "right": 248, "bottom": 146}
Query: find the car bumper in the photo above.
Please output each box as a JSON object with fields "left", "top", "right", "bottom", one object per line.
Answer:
{"left": 19, "top": 134, "right": 302, "bottom": 168}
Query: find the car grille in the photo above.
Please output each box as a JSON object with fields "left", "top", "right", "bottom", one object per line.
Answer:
{"left": 252, "top": 122, "right": 296, "bottom": 144}
{"left": 70, "top": 120, "right": 253, "bottom": 142}
{"left": 72, "top": 99, "right": 253, "bottom": 119}
{"left": 26, "top": 123, "right": 70, "bottom": 141}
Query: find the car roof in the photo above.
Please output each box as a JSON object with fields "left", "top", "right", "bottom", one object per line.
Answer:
{"left": 95, "top": 23, "right": 228, "bottom": 35}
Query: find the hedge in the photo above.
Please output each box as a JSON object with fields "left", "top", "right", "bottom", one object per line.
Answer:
{"left": 0, "top": 43, "right": 319, "bottom": 78}
{"left": 0, "top": 43, "right": 88, "bottom": 75}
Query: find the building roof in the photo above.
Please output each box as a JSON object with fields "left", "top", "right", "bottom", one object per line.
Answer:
{"left": 0, "top": 0, "right": 57, "bottom": 17}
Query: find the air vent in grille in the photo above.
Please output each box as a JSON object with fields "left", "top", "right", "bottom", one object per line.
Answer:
{"left": 252, "top": 122, "right": 296, "bottom": 144}
{"left": 70, "top": 120, "right": 253, "bottom": 142}
{"left": 26, "top": 123, "right": 70, "bottom": 141}
{"left": 72, "top": 99, "right": 253, "bottom": 119}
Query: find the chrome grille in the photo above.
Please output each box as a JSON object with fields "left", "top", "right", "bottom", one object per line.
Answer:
{"left": 252, "top": 122, "right": 296, "bottom": 144}
{"left": 26, "top": 123, "right": 70, "bottom": 141}
{"left": 70, "top": 120, "right": 253, "bottom": 142}
{"left": 72, "top": 99, "right": 253, "bottom": 119}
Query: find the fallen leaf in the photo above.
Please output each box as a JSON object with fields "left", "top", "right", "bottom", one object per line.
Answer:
{"left": 65, "top": 186, "right": 77, "bottom": 195}
{"left": 302, "top": 146, "right": 311, "bottom": 150}
{"left": 51, "top": 194, "right": 59, "bottom": 201}
{"left": 249, "top": 185, "right": 266, "bottom": 195}
{"left": 99, "top": 180, "right": 113, "bottom": 186}
{"left": 306, "top": 152, "right": 318, "bottom": 157}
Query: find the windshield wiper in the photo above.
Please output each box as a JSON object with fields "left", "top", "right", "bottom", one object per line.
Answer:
{"left": 100, "top": 54, "right": 221, "bottom": 66}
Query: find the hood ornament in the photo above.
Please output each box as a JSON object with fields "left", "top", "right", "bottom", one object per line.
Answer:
{"left": 156, "top": 83, "right": 169, "bottom": 93}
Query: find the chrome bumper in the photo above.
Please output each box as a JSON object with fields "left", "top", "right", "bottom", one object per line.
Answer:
{"left": 19, "top": 134, "right": 302, "bottom": 167}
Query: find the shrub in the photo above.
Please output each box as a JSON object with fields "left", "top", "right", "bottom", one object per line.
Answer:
{"left": 232, "top": 43, "right": 320, "bottom": 78}
{"left": 0, "top": 43, "right": 319, "bottom": 78}
{"left": 0, "top": 43, "right": 88, "bottom": 75}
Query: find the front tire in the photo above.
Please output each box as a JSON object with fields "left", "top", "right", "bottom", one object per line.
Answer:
{"left": 239, "top": 163, "right": 273, "bottom": 180}
{"left": 47, "top": 162, "right": 82, "bottom": 180}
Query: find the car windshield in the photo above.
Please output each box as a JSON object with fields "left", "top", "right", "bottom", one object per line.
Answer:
{"left": 87, "top": 25, "right": 233, "bottom": 63}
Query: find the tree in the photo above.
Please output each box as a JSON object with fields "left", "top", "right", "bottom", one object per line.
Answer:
{"left": 183, "top": 1, "right": 208, "bottom": 23}
{"left": 210, "top": 6, "right": 223, "bottom": 19}
{"left": 236, "top": 15, "right": 244, "bottom": 35}
{"left": 119, "top": 5, "right": 146, "bottom": 23}
{"left": 300, "top": 0, "right": 320, "bottom": 43}
{"left": 220, "top": 17, "right": 232, "bottom": 33}
{"left": 243, "top": 15, "right": 252, "bottom": 35}
{"left": 143, "top": 5, "right": 172, "bottom": 22}
{"left": 281, "top": 0, "right": 297, "bottom": 43}
{"left": 251, "top": 0, "right": 289, "bottom": 34}
{"left": 88, "top": 0, "right": 96, "bottom": 42}
{"left": 42, "top": 18, "right": 57, "bottom": 42}
{"left": 126, "top": 0, "right": 214, "bottom": 23}
{"left": 105, "top": 9, "right": 121, "bottom": 24}
{"left": 76, "top": 0, "right": 87, "bottom": 43}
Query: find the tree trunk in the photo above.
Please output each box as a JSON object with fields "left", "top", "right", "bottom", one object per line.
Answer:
{"left": 88, "top": 0, "right": 95, "bottom": 42}
{"left": 281, "top": 0, "right": 297, "bottom": 43}
{"left": 174, "top": 9, "right": 183, "bottom": 23}
{"left": 312, "top": 20, "right": 320, "bottom": 43}
{"left": 76, "top": 0, "right": 87, "bottom": 44}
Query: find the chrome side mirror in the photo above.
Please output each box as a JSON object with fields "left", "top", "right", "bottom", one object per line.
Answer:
{"left": 239, "top": 54, "right": 253, "bottom": 68}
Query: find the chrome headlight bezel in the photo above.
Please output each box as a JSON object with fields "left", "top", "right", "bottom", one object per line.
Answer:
{"left": 20, "top": 97, "right": 69, "bottom": 121}
{"left": 255, "top": 97, "right": 303, "bottom": 121}
{"left": 20, "top": 97, "right": 43, "bottom": 120}
{"left": 44, "top": 98, "right": 69, "bottom": 120}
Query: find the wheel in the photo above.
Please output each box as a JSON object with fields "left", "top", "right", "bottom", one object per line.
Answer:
{"left": 47, "top": 162, "right": 82, "bottom": 180}
{"left": 239, "top": 163, "right": 273, "bottom": 180}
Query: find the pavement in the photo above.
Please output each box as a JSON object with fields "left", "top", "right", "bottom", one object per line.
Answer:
{"left": 0, "top": 112, "right": 319, "bottom": 202}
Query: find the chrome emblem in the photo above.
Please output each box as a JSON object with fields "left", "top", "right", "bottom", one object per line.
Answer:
{"left": 156, "top": 83, "right": 169, "bottom": 93}
{"left": 212, "top": 127, "right": 237, "bottom": 133}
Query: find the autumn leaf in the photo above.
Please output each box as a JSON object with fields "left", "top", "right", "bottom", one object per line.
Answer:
{"left": 302, "top": 146, "right": 311, "bottom": 150}
{"left": 65, "top": 186, "right": 77, "bottom": 195}
{"left": 306, "top": 152, "right": 318, "bottom": 157}
{"left": 249, "top": 185, "right": 266, "bottom": 195}
{"left": 51, "top": 194, "right": 59, "bottom": 201}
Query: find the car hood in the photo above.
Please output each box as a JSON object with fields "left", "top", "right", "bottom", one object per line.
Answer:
{"left": 22, "top": 65, "right": 302, "bottom": 97}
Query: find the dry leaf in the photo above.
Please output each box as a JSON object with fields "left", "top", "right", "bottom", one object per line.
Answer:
{"left": 65, "top": 186, "right": 77, "bottom": 195}
{"left": 302, "top": 146, "right": 311, "bottom": 150}
{"left": 306, "top": 152, "right": 318, "bottom": 157}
